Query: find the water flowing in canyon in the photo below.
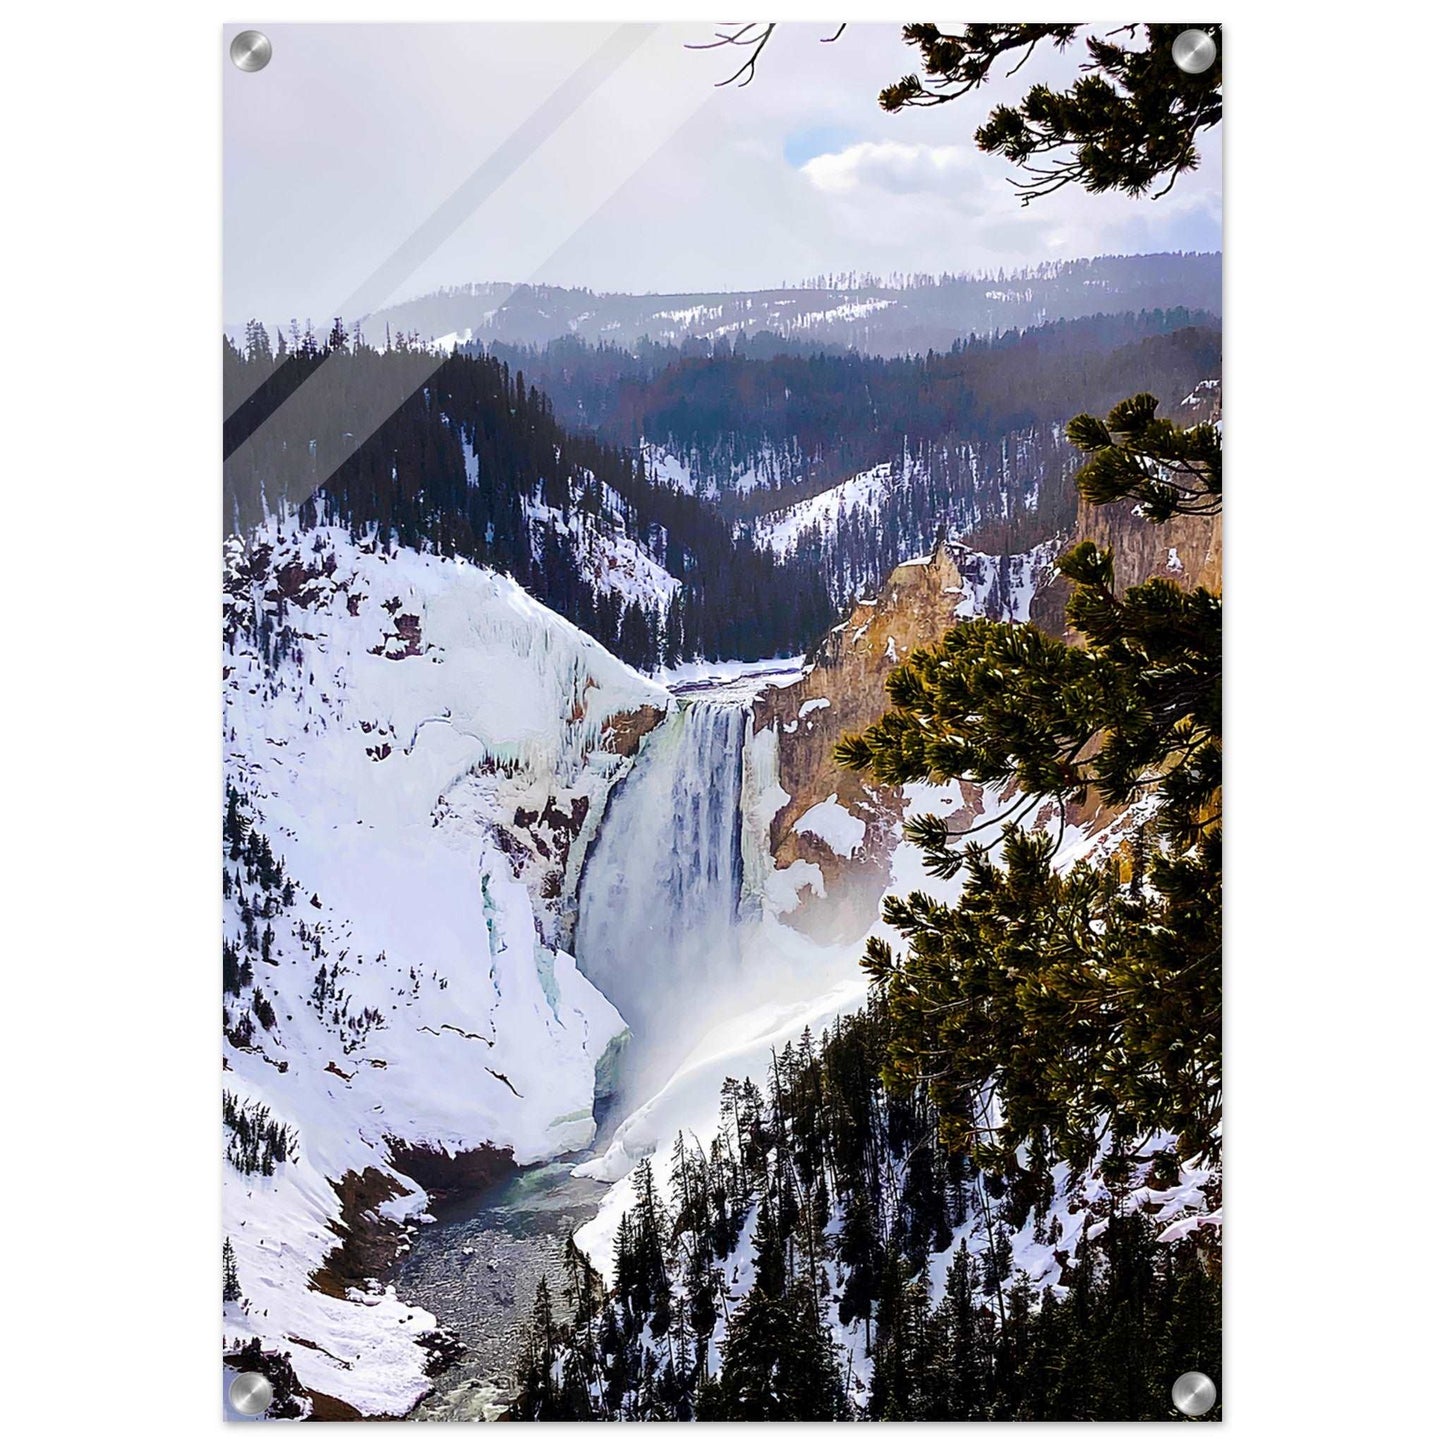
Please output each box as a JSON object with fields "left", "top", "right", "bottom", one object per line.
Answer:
{"left": 574, "top": 698, "right": 752, "bottom": 1099}
{"left": 401, "top": 667, "right": 853, "bottom": 1418}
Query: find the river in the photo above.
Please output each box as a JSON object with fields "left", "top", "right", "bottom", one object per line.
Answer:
{"left": 396, "top": 1161, "right": 608, "bottom": 1420}
{"left": 397, "top": 662, "right": 803, "bottom": 1420}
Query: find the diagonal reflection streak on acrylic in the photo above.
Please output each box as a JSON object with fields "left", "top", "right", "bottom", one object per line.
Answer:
{"left": 224, "top": 22, "right": 720, "bottom": 533}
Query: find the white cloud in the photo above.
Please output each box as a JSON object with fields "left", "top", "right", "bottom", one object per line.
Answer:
{"left": 801, "top": 140, "right": 980, "bottom": 198}
{"left": 790, "top": 127, "right": 1220, "bottom": 277}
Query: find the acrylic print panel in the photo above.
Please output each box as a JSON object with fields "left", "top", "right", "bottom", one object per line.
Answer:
{"left": 222, "top": 21, "right": 1222, "bottom": 1422}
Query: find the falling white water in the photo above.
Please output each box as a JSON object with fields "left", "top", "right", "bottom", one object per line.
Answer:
{"left": 574, "top": 700, "right": 752, "bottom": 1095}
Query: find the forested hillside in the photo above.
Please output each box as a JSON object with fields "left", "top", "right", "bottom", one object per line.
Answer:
{"left": 516, "top": 1005, "right": 1219, "bottom": 1422}
{"left": 222, "top": 303, "right": 1218, "bottom": 662}
{"left": 474, "top": 312, "right": 1218, "bottom": 609}
{"left": 634, "top": 315, "right": 1216, "bottom": 508}
{"left": 223, "top": 331, "right": 834, "bottom": 668}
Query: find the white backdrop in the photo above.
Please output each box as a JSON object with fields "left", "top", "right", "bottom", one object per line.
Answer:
{"left": 3, "top": 3, "right": 1437, "bottom": 1438}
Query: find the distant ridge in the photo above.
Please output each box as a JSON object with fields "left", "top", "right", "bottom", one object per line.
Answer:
{"left": 355, "top": 252, "right": 1220, "bottom": 358}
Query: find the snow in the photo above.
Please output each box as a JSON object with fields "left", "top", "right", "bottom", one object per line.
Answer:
{"left": 741, "top": 722, "right": 790, "bottom": 911}
{"left": 567, "top": 759, "right": 1213, "bottom": 1373}
{"left": 222, "top": 505, "right": 1216, "bottom": 1413}
{"left": 786, "top": 296, "right": 896, "bottom": 330}
{"left": 950, "top": 537, "right": 1061, "bottom": 623}
{"left": 526, "top": 472, "right": 679, "bottom": 614}
{"left": 792, "top": 793, "right": 866, "bottom": 857}
{"left": 222, "top": 516, "right": 668, "bottom": 1414}
{"left": 763, "top": 858, "right": 827, "bottom": 913}
{"left": 753, "top": 460, "right": 899, "bottom": 558}
{"left": 573, "top": 974, "right": 868, "bottom": 1202}
{"left": 658, "top": 654, "right": 806, "bottom": 698}
{"left": 427, "top": 328, "right": 474, "bottom": 353}
{"left": 640, "top": 438, "right": 800, "bottom": 498}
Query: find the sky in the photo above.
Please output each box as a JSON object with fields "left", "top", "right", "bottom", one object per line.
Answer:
{"left": 223, "top": 22, "right": 1222, "bottom": 328}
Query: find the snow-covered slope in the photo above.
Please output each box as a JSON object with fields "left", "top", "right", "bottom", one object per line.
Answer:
{"left": 942, "top": 537, "right": 1060, "bottom": 623}
{"left": 748, "top": 435, "right": 1066, "bottom": 612}
{"left": 221, "top": 517, "right": 668, "bottom": 1414}
{"left": 641, "top": 438, "right": 806, "bottom": 500}
{"left": 571, "top": 774, "right": 1215, "bottom": 1397}
{"left": 752, "top": 461, "right": 899, "bottom": 556}
{"left": 527, "top": 471, "right": 679, "bottom": 615}
{"left": 566, "top": 525, "right": 1218, "bottom": 1395}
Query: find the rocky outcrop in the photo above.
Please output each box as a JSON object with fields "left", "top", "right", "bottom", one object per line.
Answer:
{"left": 385, "top": 1140, "right": 516, "bottom": 1200}
{"left": 1032, "top": 380, "right": 1222, "bottom": 634}
{"left": 753, "top": 547, "right": 987, "bottom": 940}
{"left": 309, "top": 1167, "right": 412, "bottom": 1301}
{"left": 1031, "top": 501, "right": 1221, "bottom": 636}
{"left": 751, "top": 380, "right": 1222, "bottom": 933}
{"left": 602, "top": 703, "right": 667, "bottom": 758}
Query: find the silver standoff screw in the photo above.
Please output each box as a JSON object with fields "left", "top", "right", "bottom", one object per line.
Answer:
{"left": 228, "top": 1370, "right": 275, "bottom": 1417}
{"left": 1171, "top": 1370, "right": 1218, "bottom": 1416}
{"left": 1171, "top": 28, "right": 1217, "bottom": 75}
{"left": 230, "top": 30, "right": 273, "bottom": 74}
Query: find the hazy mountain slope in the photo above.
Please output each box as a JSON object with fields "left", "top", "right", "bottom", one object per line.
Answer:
{"left": 364, "top": 253, "right": 1220, "bottom": 357}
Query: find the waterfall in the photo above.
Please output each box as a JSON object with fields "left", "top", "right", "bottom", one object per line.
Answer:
{"left": 574, "top": 700, "right": 750, "bottom": 1093}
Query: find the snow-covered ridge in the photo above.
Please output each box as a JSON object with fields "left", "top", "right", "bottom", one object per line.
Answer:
{"left": 753, "top": 460, "right": 900, "bottom": 557}
{"left": 526, "top": 470, "right": 678, "bottom": 614}
{"left": 222, "top": 518, "right": 668, "bottom": 1414}
{"left": 748, "top": 435, "right": 1059, "bottom": 609}
{"left": 359, "top": 255, "right": 1222, "bottom": 359}
{"left": 640, "top": 438, "right": 804, "bottom": 500}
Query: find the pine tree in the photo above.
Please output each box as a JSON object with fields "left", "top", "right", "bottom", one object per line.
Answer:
{"left": 837, "top": 407, "right": 1222, "bottom": 1171}
{"left": 880, "top": 26, "right": 1221, "bottom": 203}
{"left": 516, "top": 1278, "right": 562, "bottom": 1420}
{"left": 704, "top": 1283, "right": 848, "bottom": 1421}
{"left": 222, "top": 1237, "right": 241, "bottom": 1303}
{"left": 837, "top": 1188, "right": 880, "bottom": 1343}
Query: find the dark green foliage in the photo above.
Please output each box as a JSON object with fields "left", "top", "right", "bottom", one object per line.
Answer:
{"left": 837, "top": 1188, "right": 880, "bottom": 1336}
{"left": 614, "top": 1160, "right": 672, "bottom": 1335}
{"left": 222, "top": 1090, "right": 296, "bottom": 1175}
{"left": 836, "top": 398, "right": 1222, "bottom": 1170}
{"left": 881, "top": 23, "right": 1079, "bottom": 113}
{"left": 881, "top": 25, "right": 1222, "bottom": 203}
{"left": 222, "top": 784, "right": 287, "bottom": 1002}
{"left": 224, "top": 305, "right": 1219, "bottom": 652}
{"left": 515, "top": 1002, "right": 1218, "bottom": 1420}
{"left": 250, "top": 987, "right": 276, "bottom": 1033}
{"left": 703, "top": 1283, "right": 848, "bottom": 1421}
{"left": 221, "top": 939, "right": 252, "bottom": 997}
{"left": 516, "top": 1278, "right": 577, "bottom": 1421}
{"left": 863, "top": 1169, "right": 1221, "bottom": 1422}
{"left": 222, "top": 1236, "right": 241, "bottom": 1303}
{"left": 1067, "top": 391, "right": 1221, "bottom": 520}
{"left": 490, "top": 313, "right": 1219, "bottom": 608}
{"left": 223, "top": 339, "right": 833, "bottom": 668}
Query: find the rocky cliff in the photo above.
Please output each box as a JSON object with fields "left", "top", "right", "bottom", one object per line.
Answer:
{"left": 754, "top": 378, "right": 1222, "bottom": 934}
{"left": 752, "top": 540, "right": 1057, "bottom": 939}
{"left": 1033, "top": 378, "right": 1222, "bottom": 633}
